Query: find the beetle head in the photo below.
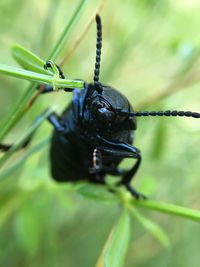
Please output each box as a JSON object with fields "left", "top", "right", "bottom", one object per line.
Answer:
{"left": 84, "top": 84, "right": 137, "bottom": 136}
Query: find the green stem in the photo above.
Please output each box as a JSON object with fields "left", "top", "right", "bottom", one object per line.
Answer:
{"left": 132, "top": 199, "right": 200, "bottom": 223}
{"left": 0, "top": 64, "right": 84, "bottom": 88}
{"left": 48, "top": 0, "right": 88, "bottom": 60}
{"left": 0, "top": 84, "right": 36, "bottom": 141}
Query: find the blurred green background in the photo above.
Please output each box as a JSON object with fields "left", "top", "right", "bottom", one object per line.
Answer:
{"left": 0, "top": 0, "right": 200, "bottom": 266}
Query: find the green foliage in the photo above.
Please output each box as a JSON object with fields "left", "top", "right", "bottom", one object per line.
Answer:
{"left": 12, "top": 44, "right": 50, "bottom": 74}
{"left": 104, "top": 210, "right": 130, "bottom": 267}
{"left": 0, "top": 1, "right": 200, "bottom": 267}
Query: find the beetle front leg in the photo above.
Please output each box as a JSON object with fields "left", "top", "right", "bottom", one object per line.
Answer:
{"left": 95, "top": 136, "right": 146, "bottom": 199}
{"left": 47, "top": 112, "right": 65, "bottom": 132}
{"left": 89, "top": 148, "right": 105, "bottom": 184}
{"left": 0, "top": 112, "right": 48, "bottom": 153}
{"left": 0, "top": 137, "right": 33, "bottom": 152}
{"left": 37, "top": 61, "right": 74, "bottom": 94}
{"left": 103, "top": 148, "right": 145, "bottom": 199}
{"left": 0, "top": 111, "right": 65, "bottom": 153}
{"left": 120, "top": 154, "right": 147, "bottom": 199}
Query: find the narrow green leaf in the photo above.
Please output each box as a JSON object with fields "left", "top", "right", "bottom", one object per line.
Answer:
{"left": 77, "top": 184, "right": 118, "bottom": 202}
{"left": 130, "top": 206, "right": 170, "bottom": 247}
{"left": 151, "top": 120, "right": 166, "bottom": 159}
{"left": 11, "top": 44, "right": 52, "bottom": 75}
{"left": 0, "top": 83, "right": 36, "bottom": 141}
{"left": 0, "top": 64, "right": 84, "bottom": 88}
{"left": 0, "top": 138, "right": 49, "bottom": 180}
{"left": 49, "top": 0, "right": 89, "bottom": 60}
{"left": 105, "top": 210, "right": 130, "bottom": 267}
{"left": 0, "top": 194, "right": 22, "bottom": 226}
{"left": 0, "top": 108, "right": 53, "bottom": 168}
{"left": 132, "top": 199, "right": 200, "bottom": 223}
{"left": 15, "top": 203, "right": 42, "bottom": 257}
{"left": 36, "top": 0, "right": 59, "bottom": 52}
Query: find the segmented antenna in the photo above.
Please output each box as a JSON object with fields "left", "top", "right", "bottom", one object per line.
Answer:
{"left": 93, "top": 14, "right": 103, "bottom": 92}
{"left": 117, "top": 110, "right": 200, "bottom": 119}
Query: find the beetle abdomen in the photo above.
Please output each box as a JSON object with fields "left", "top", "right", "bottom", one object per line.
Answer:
{"left": 50, "top": 131, "right": 90, "bottom": 182}
{"left": 49, "top": 106, "right": 94, "bottom": 182}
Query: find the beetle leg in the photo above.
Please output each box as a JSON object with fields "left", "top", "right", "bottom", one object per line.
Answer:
{"left": 0, "top": 143, "right": 12, "bottom": 152}
{"left": 102, "top": 148, "right": 145, "bottom": 199}
{"left": 0, "top": 111, "right": 65, "bottom": 153}
{"left": 120, "top": 154, "right": 146, "bottom": 199}
{"left": 0, "top": 142, "right": 31, "bottom": 152}
{"left": 92, "top": 148, "right": 102, "bottom": 170}
{"left": 0, "top": 113, "right": 46, "bottom": 152}
{"left": 90, "top": 148, "right": 125, "bottom": 175}
{"left": 38, "top": 85, "right": 55, "bottom": 94}
{"left": 0, "top": 131, "right": 38, "bottom": 152}
{"left": 47, "top": 112, "right": 65, "bottom": 132}
{"left": 37, "top": 62, "right": 74, "bottom": 94}
{"left": 89, "top": 148, "right": 105, "bottom": 184}
{"left": 94, "top": 136, "right": 146, "bottom": 199}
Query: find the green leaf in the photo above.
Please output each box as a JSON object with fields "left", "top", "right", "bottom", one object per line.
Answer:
{"left": 0, "top": 64, "right": 84, "bottom": 89}
{"left": 151, "top": 120, "right": 166, "bottom": 159}
{"left": 77, "top": 184, "right": 118, "bottom": 202}
{"left": 104, "top": 210, "right": 130, "bottom": 267}
{"left": 132, "top": 199, "right": 200, "bottom": 223}
{"left": 14, "top": 202, "right": 41, "bottom": 257}
{"left": 11, "top": 44, "right": 52, "bottom": 75}
{"left": 0, "top": 194, "right": 22, "bottom": 226}
{"left": 130, "top": 206, "right": 170, "bottom": 247}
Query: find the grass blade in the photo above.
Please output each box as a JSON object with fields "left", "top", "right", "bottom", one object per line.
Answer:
{"left": 11, "top": 44, "right": 52, "bottom": 75}
{"left": 0, "top": 83, "right": 36, "bottom": 141}
{"left": 130, "top": 206, "right": 170, "bottom": 247}
{"left": 0, "top": 64, "right": 84, "bottom": 88}
{"left": 104, "top": 210, "right": 130, "bottom": 267}
{"left": 77, "top": 184, "right": 118, "bottom": 202}
{"left": 132, "top": 199, "right": 200, "bottom": 223}
{"left": 48, "top": 0, "right": 89, "bottom": 60}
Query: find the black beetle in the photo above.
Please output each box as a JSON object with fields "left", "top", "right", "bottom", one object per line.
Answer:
{"left": 0, "top": 15, "right": 199, "bottom": 199}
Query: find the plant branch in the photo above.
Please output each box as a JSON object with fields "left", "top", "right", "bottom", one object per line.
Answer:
{"left": 0, "top": 64, "right": 84, "bottom": 88}
{"left": 132, "top": 199, "right": 200, "bottom": 223}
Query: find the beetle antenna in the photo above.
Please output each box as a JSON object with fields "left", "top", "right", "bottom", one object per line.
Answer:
{"left": 93, "top": 14, "right": 103, "bottom": 93}
{"left": 117, "top": 110, "right": 200, "bottom": 119}
{"left": 132, "top": 110, "right": 200, "bottom": 118}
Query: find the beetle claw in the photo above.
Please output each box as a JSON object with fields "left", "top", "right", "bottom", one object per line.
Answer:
{"left": 119, "top": 183, "right": 147, "bottom": 200}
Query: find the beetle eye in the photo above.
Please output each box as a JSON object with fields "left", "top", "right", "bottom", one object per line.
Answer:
{"left": 96, "top": 107, "right": 114, "bottom": 122}
{"left": 91, "top": 102, "right": 114, "bottom": 123}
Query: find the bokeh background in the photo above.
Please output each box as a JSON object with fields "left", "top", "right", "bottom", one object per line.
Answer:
{"left": 0, "top": 0, "right": 200, "bottom": 266}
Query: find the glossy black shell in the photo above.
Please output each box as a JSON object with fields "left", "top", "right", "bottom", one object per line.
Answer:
{"left": 50, "top": 84, "right": 136, "bottom": 182}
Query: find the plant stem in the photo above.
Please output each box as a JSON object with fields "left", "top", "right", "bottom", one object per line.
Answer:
{"left": 48, "top": 0, "right": 88, "bottom": 60}
{"left": 132, "top": 199, "right": 200, "bottom": 223}
{"left": 0, "top": 64, "right": 84, "bottom": 88}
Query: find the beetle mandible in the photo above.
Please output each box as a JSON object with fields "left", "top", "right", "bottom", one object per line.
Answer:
{"left": 1, "top": 15, "right": 200, "bottom": 199}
